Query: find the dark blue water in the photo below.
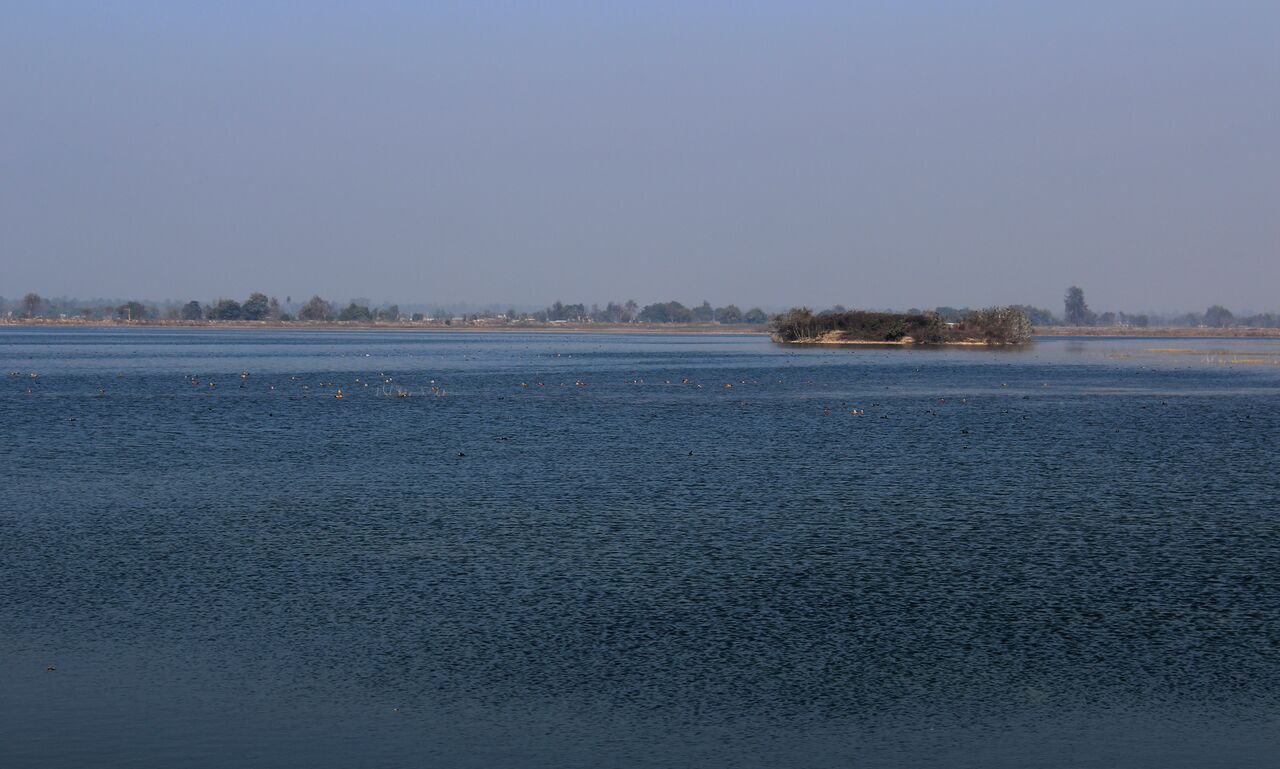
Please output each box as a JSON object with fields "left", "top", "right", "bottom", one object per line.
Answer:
{"left": 3, "top": 329, "right": 1278, "bottom": 768}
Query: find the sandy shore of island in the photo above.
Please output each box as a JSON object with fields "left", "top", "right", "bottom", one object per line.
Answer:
{"left": 780, "top": 331, "right": 1007, "bottom": 346}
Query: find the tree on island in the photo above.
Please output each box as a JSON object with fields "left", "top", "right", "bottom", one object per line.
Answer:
{"left": 744, "top": 307, "right": 768, "bottom": 324}
{"left": 298, "top": 296, "right": 333, "bottom": 321}
{"left": 1064, "top": 286, "right": 1095, "bottom": 326}
{"left": 180, "top": 301, "right": 203, "bottom": 320}
{"left": 1204, "top": 305, "right": 1234, "bottom": 328}
{"left": 22, "top": 293, "right": 43, "bottom": 318}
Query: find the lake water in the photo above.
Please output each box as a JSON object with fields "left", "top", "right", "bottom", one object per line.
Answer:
{"left": 2, "top": 329, "right": 1278, "bottom": 768}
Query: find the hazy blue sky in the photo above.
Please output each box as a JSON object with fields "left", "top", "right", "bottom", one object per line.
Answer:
{"left": 2, "top": 1, "right": 1277, "bottom": 311}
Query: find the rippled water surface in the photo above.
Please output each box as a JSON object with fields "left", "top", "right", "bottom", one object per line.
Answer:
{"left": 2, "top": 329, "right": 1278, "bottom": 768}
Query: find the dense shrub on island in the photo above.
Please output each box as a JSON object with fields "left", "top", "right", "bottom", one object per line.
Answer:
{"left": 771, "top": 307, "right": 1031, "bottom": 345}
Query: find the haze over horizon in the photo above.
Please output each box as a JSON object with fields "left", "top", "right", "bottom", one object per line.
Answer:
{"left": 3, "top": 2, "right": 1277, "bottom": 312}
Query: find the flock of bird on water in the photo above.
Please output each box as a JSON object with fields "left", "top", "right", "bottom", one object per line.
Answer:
{"left": 9, "top": 366, "right": 992, "bottom": 418}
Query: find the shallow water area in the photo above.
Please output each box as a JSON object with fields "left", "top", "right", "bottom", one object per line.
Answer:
{"left": 3, "top": 329, "right": 1278, "bottom": 768}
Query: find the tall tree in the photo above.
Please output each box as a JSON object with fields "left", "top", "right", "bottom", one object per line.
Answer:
{"left": 638, "top": 301, "right": 693, "bottom": 323}
{"left": 22, "top": 292, "right": 43, "bottom": 318}
{"left": 180, "top": 300, "right": 203, "bottom": 320}
{"left": 715, "top": 305, "right": 742, "bottom": 323}
{"left": 1203, "top": 305, "right": 1234, "bottom": 328}
{"left": 206, "top": 299, "right": 242, "bottom": 320}
{"left": 338, "top": 302, "right": 372, "bottom": 322}
{"left": 1064, "top": 286, "right": 1093, "bottom": 326}
{"left": 241, "top": 292, "right": 270, "bottom": 320}
{"left": 298, "top": 296, "right": 333, "bottom": 321}
{"left": 116, "top": 301, "right": 148, "bottom": 321}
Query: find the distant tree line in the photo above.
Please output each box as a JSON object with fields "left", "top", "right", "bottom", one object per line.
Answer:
{"left": 0, "top": 292, "right": 774, "bottom": 325}
{"left": 2, "top": 288, "right": 1275, "bottom": 329}
{"left": 1052, "top": 286, "right": 1277, "bottom": 328}
{"left": 523, "top": 299, "right": 768, "bottom": 325}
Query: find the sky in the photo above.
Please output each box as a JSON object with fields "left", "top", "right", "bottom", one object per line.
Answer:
{"left": 2, "top": 1, "right": 1277, "bottom": 312}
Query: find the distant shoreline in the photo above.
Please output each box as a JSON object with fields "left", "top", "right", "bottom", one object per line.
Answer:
{"left": 3, "top": 319, "right": 1280, "bottom": 339}
{"left": 1031, "top": 325, "right": 1280, "bottom": 338}
{"left": 0, "top": 319, "right": 766, "bottom": 335}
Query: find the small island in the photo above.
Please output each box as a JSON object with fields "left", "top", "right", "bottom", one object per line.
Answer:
{"left": 772, "top": 307, "right": 1032, "bottom": 346}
